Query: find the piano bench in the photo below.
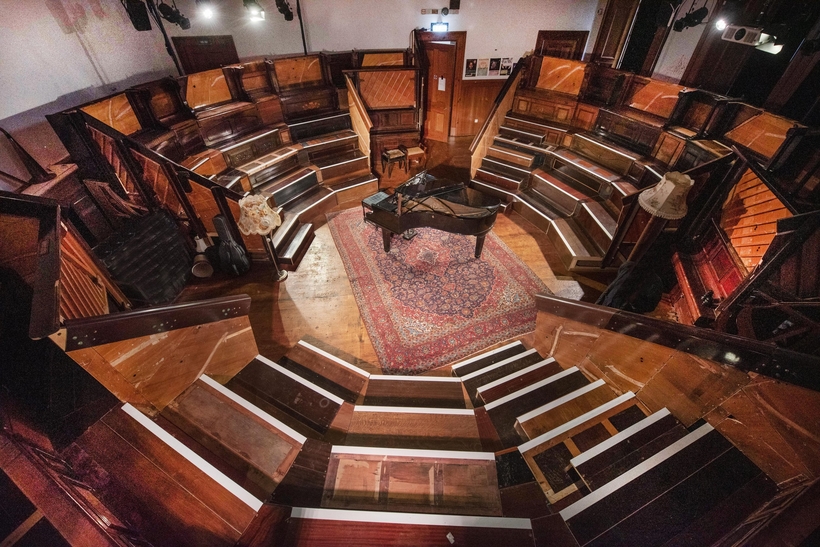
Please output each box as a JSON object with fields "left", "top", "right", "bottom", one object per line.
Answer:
{"left": 399, "top": 144, "right": 426, "bottom": 173}
{"left": 381, "top": 148, "right": 405, "bottom": 176}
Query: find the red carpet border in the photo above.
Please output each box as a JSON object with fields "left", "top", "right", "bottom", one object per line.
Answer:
{"left": 328, "top": 208, "right": 550, "bottom": 374}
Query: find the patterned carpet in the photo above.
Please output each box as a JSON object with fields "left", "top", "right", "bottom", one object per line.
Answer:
{"left": 328, "top": 208, "right": 550, "bottom": 374}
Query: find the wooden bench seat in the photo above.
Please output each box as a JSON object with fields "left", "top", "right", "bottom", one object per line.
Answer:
{"left": 225, "top": 356, "right": 345, "bottom": 435}
{"left": 162, "top": 375, "right": 306, "bottom": 498}
{"left": 345, "top": 407, "right": 482, "bottom": 451}
{"left": 549, "top": 148, "right": 620, "bottom": 196}
{"left": 321, "top": 446, "right": 502, "bottom": 515}
{"left": 484, "top": 366, "right": 591, "bottom": 447}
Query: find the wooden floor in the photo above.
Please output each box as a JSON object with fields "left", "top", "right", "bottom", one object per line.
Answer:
{"left": 179, "top": 137, "right": 613, "bottom": 373}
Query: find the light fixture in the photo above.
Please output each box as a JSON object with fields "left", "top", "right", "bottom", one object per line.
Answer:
{"left": 715, "top": 18, "right": 727, "bottom": 31}
{"left": 755, "top": 33, "right": 784, "bottom": 54}
{"left": 196, "top": 0, "right": 214, "bottom": 18}
{"left": 156, "top": 0, "right": 190, "bottom": 29}
{"left": 431, "top": 22, "right": 448, "bottom": 32}
{"left": 275, "top": 0, "right": 294, "bottom": 21}
{"left": 244, "top": 0, "right": 265, "bottom": 21}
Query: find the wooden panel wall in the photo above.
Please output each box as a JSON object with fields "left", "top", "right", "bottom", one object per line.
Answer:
{"left": 470, "top": 71, "right": 522, "bottom": 177}
{"left": 65, "top": 316, "right": 258, "bottom": 414}
{"left": 453, "top": 79, "right": 505, "bottom": 137}
{"left": 59, "top": 224, "right": 110, "bottom": 321}
{"left": 358, "top": 71, "right": 416, "bottom": 109}
{"left": 773, "top": 228, "right": 820, "bottom": 299}
{"left": 88, "top": 126, "right": 139, "bottom": 200}
{"left": 273, "top": 56, "right": 324, "bottom": 90}
{"left": 131, "top": 150, "right": 186, "bottom": 220}
{"left": 346, "top": 76, "right": 372, "bottom": 160}
{"left": 535, "top": 57, "right": 585, "bottom": 95}
{"left": 627, "top": 79, "right": 685, "bottom": 119}
{"left": 720, "top": 168, "right": 792, "bottom": 270}
{"left": 531, "top": 309, "right": 820, "bottom": 483}
{"left": 184, "top": 181, "right": 265, "bottom": 254}
{"left": 360, "top": 53, "right": 404, "bottom": 67}
{"left": 81, "top": 94, "right": 142, "bottom": 136}
{"left": 186, "top": 69, "right": 233, "bottom": 109}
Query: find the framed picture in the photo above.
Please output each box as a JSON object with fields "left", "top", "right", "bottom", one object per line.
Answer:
{"left": 465, "top": 58, "right": 477, "bottom": 77}
{"left": 488, "top": 58, "right": 501, "bottom": 76}
{"left": 500, "top": 58, "right": 513, "bottom": 76}
{"left": 477, "top": 58, "right": 489, "bottom": 77}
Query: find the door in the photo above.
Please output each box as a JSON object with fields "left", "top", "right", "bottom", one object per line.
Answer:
{"left": 591, "top": 0, "right": 641, "bottom": 67}
{"left": 424, "top": 41, "right": 456, "bottom": 142}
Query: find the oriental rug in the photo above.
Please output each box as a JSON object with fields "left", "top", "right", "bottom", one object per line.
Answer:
{"left": 327, "top": 208, "right": 550, "bottom": 374}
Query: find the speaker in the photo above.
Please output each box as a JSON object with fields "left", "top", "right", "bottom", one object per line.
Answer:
{"left": 124, "top": 0, "right": 151, "bottom": 31}
{"left": 449, "top": 0, "right": 460, "bottom": 9}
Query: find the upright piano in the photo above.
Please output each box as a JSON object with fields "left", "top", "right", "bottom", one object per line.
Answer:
{"left": 362, "top": 173, "right": 501, "bottom": 258}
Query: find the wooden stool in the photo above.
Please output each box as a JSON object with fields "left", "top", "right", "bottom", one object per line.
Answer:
{"left": 399, "top": 144, "right": 426, "bottom": 172}
{"left": 381, "top": 148, "right": 405, "bottom": 176}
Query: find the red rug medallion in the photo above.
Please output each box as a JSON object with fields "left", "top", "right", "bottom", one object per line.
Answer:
{"left": 328, "top": 208, "right": 550, "bottom": 374}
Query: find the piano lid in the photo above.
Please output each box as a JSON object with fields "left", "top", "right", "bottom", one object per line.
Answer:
{"left": 377, "top": 171, "right": 501, "bottom": 219}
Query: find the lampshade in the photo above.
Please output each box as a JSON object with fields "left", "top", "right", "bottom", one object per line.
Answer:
{"left": 238, "top": 194, "right": 281, "bottom": 236}
{"left": 638, "top": 171, "right": 694, "bottom": 220}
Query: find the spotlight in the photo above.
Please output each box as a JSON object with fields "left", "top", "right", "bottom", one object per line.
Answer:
{"left": 715, "top": 18, "right": 727, "bottom": 31}
{"left": 275, "top": 0, "right": 294, "bottom": 21}
{"left": 244, "top": 0, "right": 265, "bottom": 20}
{"left": 196, "top": 0, "right": 214, "bottom": 18}
{"left": 157, "top": 0, "right": 190, "bottom": 29}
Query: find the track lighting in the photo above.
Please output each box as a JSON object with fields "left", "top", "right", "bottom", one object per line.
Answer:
{"left": 275, "top": 0, "right": 294, "bottom": 21}
{"left": 244, "top": 0, "right": 265, "bottom": 21}
{"left": 157, "top": 0, "right": 190, "bottom": 28}
{"left": 672, "top": 6, "right": 708, "bottom": 32}
{"left": 196, "top": 0, "right": 214, "bottom": 18}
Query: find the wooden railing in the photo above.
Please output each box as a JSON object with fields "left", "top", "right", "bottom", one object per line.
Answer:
{"left": 468, "top": 58, "right": 526, "bottom": 178}
{"left": 534, "top": 294, "right": 820, "bottom": 392}
{"left": 345, "top": 74, "right": 373, "bottom": 162}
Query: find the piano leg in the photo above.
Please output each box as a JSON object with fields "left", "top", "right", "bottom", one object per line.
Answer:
{"left": 382, "top": 228, "right": 392, "bottom": 252}
{"left": 475, "top": 235, "right": 486, "bottom": 259}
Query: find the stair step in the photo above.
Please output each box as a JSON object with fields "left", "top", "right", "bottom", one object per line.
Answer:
{"left": 481, "top": 156, "right": 534, "bottom": 180}
{"left": 500, "top": 125, "right": 545, "bottom": 144}
{"left": 328, "top": 173, "right": 379, "bottom": 205}
{"left": 363, "top": 375, "right": 467, "bottom": 408}
{"left": 162, "top": 376, "right": 306, "bottom": 498}
{"left": 268, "top": 439, "right": 333, "bottom": 508}
{"left": 505, "top": 114, "right": 568, "bottom": 136}
{"left": 322, "top": 446, "right": 501, "bottom": 515}
{"left": 477, "top": 358, "right": 564, "bottom": 406}
{"left": 74, "top": 404, "right": 257, "bottom": 547}
{"left": 284, "top": 185, "right": 336, "bottom": 222}
{"left": 279, "top": 222, "right": 314, "bottom": 268}
{"left": 220, "top": 127, "right": 286, "bottom": 168}
{"left": 314, "top": 150, "right": 370, "bottom": 180}
{"left": 289, "top": 113, "right": 353, "bottom": 142}
{"left": 561, "top": 424, "right": 765, "bottom": 547}
{"left": 461, "top": 348, "right": 545, "bottom": 406}
{"left": 547, "top": 217, "right": 605, "bottom": 271}
{"left": 484, "top": 367, "right": 591, "bottom": 448}
{"left": 284, "top": 339, "right": 371, "bottom": 403}
{"left": 284, "top": 507, "right": 535, "bottom": 546}
{"left": 515, "top": 379, "right": 619, "bottom": 440}
{"left": 493, "top": 135, "right": 552, "bottom": 156}
{"left": 271, "top": 215, "right": 299, "bottom": 254}
{"left": 298, "top": 128, "right": 358, "bottom": 158}
{"left": 514, "top": 191, "right": 565, "bottom": 232}
{"left": 487, "top": 145, "right": 538, "bottom": 168}
{"left": 577, "top": 201, "right": 617, "bottom": 254}
{"left": 531, "top": 169, "right": 594, "bottom": 216}
{"left": 227, "top": 356, "right": 345, "bottom": 435}
{"left": 256, "top": 167, "right": 318, "bottom": 207}
{"left": 451, "top": 341, "right": 530, "bottom": 378}
{"left": 237, "top": 145, "right": 300, "bottom": 180}
{"left": 474, "top": 167, "right": 527, "bottom": 192}
{"left": 470, "top": 178, "right": 518, "bottom": 205}
{"left": 345, "top": 407, "right": 482, "bottom": 451}
{"left": 571, "top": 408, "right": 688, "bottom": 492}
{"left": 550, "top": 148, "right": 621, "bottom": 196}
{"left": 569, "top": 133, "right": 640, "bottom": 177}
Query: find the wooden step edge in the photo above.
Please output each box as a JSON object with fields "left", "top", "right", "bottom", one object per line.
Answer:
{"left": 548, "top": 218, "right": 598, "bottom": 259}
{"left": 476, "top": 168, "right": 526, "bottom": 185}
{"left": 552, "top": 149, "right": 621, "bottom": 183}
{"left": 459, "top": 348, "right": 540, "bottom": 382}
{"left": 515, "top": 379, "right": 609, "bottom": 424}
{"left": 451, "top": 341, "right": 527, "bottom": 376}
{"left": 297, "top": 339, "right": 372, "bottom": 379}
{"left": 219, "top": 127, "right": 282, "bottom": 153}
{"left": 569, "top": 408, "right": 672, "bottom": 469}
{"left": 289, "top": 506, "right": 532, "bottom": 530}
{"left": 483, "top": 157, "right": 533, "bottom": 177}
{"left": 488, "top": 145, "right": 536, "bottom": 161}
{"left": 532, "top": 170, "right": 593, "bottom": 202}
{"left": 558, "top": 422, "right": 714, "bottom": 522}
{"left": 352, "top": 405, "right": 475, "bottom": 416}
{"left": 330, "top": 445, "right": 495, "bottom": 461}
{"left": 475, "top": 358, "right": 558, "bottom": 395}
{"left": 280, "top": 224, "right": 313, "bottom": 263}
{"left": 252, "top": 355, "right": 345, "bottom": 408}
{"left": 501, "top": 126, "right": 544, "bottom": 140}
{"left": 483, "top": 366, "right": 579, "bottom": 412}
{"left": 580, "top": 202, "right": 617, "bottom": 236}
{"left": 119, "top": 402, "right": 264, "bottom": 512}
{"left": 368, "top": 375, "right": 462, "bottom": 383}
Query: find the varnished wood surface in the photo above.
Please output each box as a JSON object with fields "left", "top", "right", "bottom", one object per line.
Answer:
{"left": 81, "top": 94, "right": 142, "bottom": 136}
{"left": 345, "top": 411, "right": 483, "bottom": 451}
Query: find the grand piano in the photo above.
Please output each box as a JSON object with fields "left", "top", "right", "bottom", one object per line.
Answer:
{"left": 362, "top": 172, "right": 501, "bottom": 258}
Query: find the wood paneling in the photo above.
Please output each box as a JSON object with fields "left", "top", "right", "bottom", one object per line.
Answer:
{"left": 0, "top": 214, "right": 40, "bottom": 285}
{"left": 346, "top": 411, "right": 482, "bottom": 451}
{"left": 360, "top": 52, "right": 404, "bottom": 67}
{"left": 272, "top": 56, "right": 324, "bottom": 91}
{"left": 81, "top": 94, "right": 142, "bottom": 136}
{"left": 724, "top": 112, "right": 797, "bottom": 160}
{"left": 453, "top": 79, "right": 505, "bottom": 137}
{"left": 535, "top": 57, "right": 585, "bottom": 95}
{"left": 186, "top": 69, "right": 233, "bottom": 110}
{"left": 535, "top": 31, "right": 589, "bottom": 60}
{"left": 627, "top": 79, "right": 685, "bottom": 119}
{"left": 358, "top": 70, "right": 416, "bottom": 109}
{"left": 173, "top": 35, "right": 240, "bottom": 75}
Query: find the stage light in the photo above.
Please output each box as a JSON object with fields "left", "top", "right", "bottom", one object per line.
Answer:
{"left": 672, "top": 5, "right": 708, "bottom": 32}
{"left": 431, "top": 22, "right": 449, "bottom": 32}
{"left": 196, "top": 0, "right": 214, "bottom": 18}
{"left": 244, "top": 0, "right": 265, "bottom": 21}
{"left": 157, "top": 0, "right": 190, "bottom": 28}
{"left": 275, "top": 0, "right": 294, "bottom": 21}
{"left": 715, "top": 18, "right": 727, "bottom": 31}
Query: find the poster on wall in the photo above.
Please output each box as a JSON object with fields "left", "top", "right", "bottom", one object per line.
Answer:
{"left": 500, "top": 58, "right": 513, "bottom": 76}
{"left": 489, "top": 58, "right": 501, "bottom": 76}
{"left": 465, "top": 59, "right": 477, "bottom": 77}
{"left": 477, "top": 59, "right": 489, "bottom": 77}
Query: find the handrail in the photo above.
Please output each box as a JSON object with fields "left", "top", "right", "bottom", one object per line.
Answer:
{"left": 469, "top": 57, "right": 526, "bottom": 155}
{"left": 535, "top": 294, "right": 820, "bottom": 392}
{"left": 53, "top": 294, "right": 252, "bottom": 351}
{"left": 344, "top": 74, "right": 373, "bottom": 161}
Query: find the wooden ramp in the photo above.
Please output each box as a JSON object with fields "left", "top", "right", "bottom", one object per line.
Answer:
{"left": 283, "top": 507, "right": 536, "bottom": 546}
{"left": 322, "top": 446, "right": 502, "bottom": 516}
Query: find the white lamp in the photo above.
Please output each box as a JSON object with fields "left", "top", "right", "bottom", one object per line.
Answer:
{"left": 638, "top": 171, "right": 694, "bottom": 220}
{"left": 238, "top": 194, "right": 287, "bottom": 281}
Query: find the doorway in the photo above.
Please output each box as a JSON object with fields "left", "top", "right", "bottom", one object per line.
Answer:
{"left": 416, "top": 31, "right": 467, "bottom": 143}
{"left": 591, "top": 0, "right": 641, "bottom": 67}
